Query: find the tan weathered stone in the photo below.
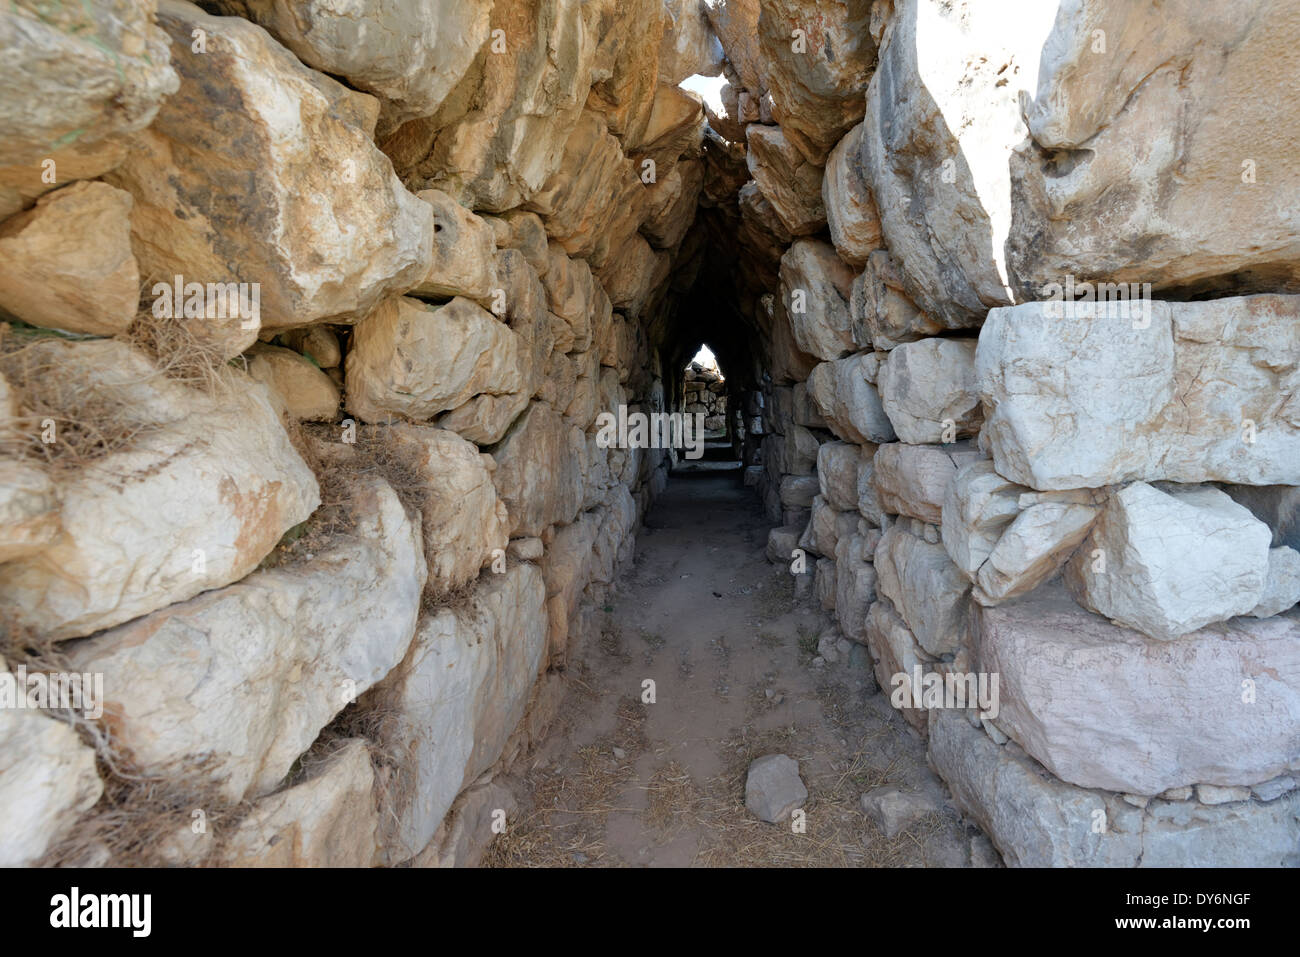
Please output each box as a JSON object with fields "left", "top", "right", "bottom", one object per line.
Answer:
{"left": 345, "top": 297, "right": 526, "bottom": 428}
{"left": 0, "top": 339, "right": 319, "bottom": 642}
{"left": 246, "top": 344, "right": 340, "bottom": 422}
{"left": 0, "top": 182, "right": 138, "bottom": 336}
{"left": 71, "top": 475, "right": 425, "bottom": 802}
{"left": 109, "top": 3, "right": 432, "bottom": 331}
{"left": 1, "top": 0, "right": 177, "bottom": 168}
{"left": 217, "top": 739, "right": 378, "bottom": 867}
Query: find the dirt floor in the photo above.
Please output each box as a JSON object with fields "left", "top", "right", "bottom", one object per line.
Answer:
{"left": 485, "top": 460, "right": 989, "bottom": 867}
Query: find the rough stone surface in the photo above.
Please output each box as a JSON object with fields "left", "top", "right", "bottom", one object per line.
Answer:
{"left": 822, "top": 123, "right": 882, "bottom": 267}
{"left": 757, "top": 0, "right": 875, "bottom": 163}
{"left": 0, "top": 459, "right": 60, "bottom": 564}
{"left": 71, "top": 475, "right": 425, "bottom": 802}
{"left": 850, "top": 250, "right": 943, "bottom": 350}
{"left": 1, "top": 0, "right": 178, "bottom": 169}
{"left": 874, "top": 526, "right": 970, "bottom": 657}
{"left": 212, "top": 0, "right": 492, "bottom": 134}
{"left": 974, "top": 501, "right": 1099, "bottom": 605}
{"left": 860, "top": 0, "right": 1057, "bottom": 327}
{"left": 744, "top": 753, "right": 807, "bottom": 822}
{"left": 806, "top": 354, "right": 895, "bottom": 445}
{"left": 873, "top": 442, "right": 982, "bottom": 525}
{"left": 940, "top": 460, "right": 1025, "bottom": 580}
{"left": 216, "top": 739, "right": 378, "bottom": 868}
{"left": 976, "top": 585, "right": 1300, "bottom": 796}
{"left": 346, "top": 297, "right": 526, "bottom": 438}
{"left": 746, "top": 125, "right": 826, "bottom": 237}
{"left": 0, "top": 340, "right": 319, "bottom": 642}
{"left": 877, "top": 338, "right": 981, "bottom": 444}
{"left": 489, "top": 402, "right": 584, "bottom": 538}
{"left": 860, "top": 785, "right": 943, "bottom": 839}
{"left": 1007, "top": 0, "right": 1300, "bottom": 300}
{"left": 374, "top": 563, "right": 546, "bottom": 862}
{"left": 385, "top": 424, "right": 510, "bottom": 595}
{"left": 1065, "top": 483, "right": 1273, "bottom": 641}
{"left": 108, "top": 2, "right": 432, "bottom": 330}
{"left": 978, "top": 297, "right": 1300, "bottom": 490}
{"left": 780, "top": 239, "right": 857, "bottom": 361}
{"left": 0, "top": 182, "right": 138, "bottom": 336}
{"left": 0, "top": 656, "right": 103, "bottom": 867}
{"left": 246, "top": 344, "right": 340, "bottom": 422}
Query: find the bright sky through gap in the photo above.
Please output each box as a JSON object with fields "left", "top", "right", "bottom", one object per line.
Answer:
{"left": 679, "top": 73, "right": 726, "bottom": 115}
{"left": 689, "top": 344, "right": 720, "bottom": 375}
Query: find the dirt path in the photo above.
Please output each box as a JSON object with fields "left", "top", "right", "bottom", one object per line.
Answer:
{"left": 486, "top": 468, "right": 983, "bottom": 867}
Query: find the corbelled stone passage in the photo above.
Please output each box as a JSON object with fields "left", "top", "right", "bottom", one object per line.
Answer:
{"left": 0, "top": 0, "right": 1296, "bottom": 868}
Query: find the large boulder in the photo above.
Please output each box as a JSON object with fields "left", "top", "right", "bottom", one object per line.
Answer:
{"left": 780, "top": 240, "right": 857, "bottom": 361}
{"left": 746, "top": 125, "right": 826, "bottom": 237}
{"left": 245, "top": 344, "right": 340, "bottom": 422}
{"left": 584, "top": 0, "right": 664, "bottom": 150}
{"left": 489, "top": 402, "right": 585, "bottom": 537}
{"left": 0, "top": 339, "right": 319, "bottom": 642}
{"left": 757, "top": 0, "right": 876, "bottom": 163}
{"left": 974, "top": 501, "right": 1099, "bottom": 605}
{"left": 70, "top": 475, "right": 426, "bottom": 802}
{"left": 410, "top": 189, "right": 498, "bottom": 303}
{"left": 373, "top": 563, "right": 547, "bottom": 862}
{"left": 764, "top": 294, "right": 820, "bottom": 385}
{"left": 977, "top": 296, "right": 1300, "bottom": 490}
{"left": 940, "top": 460, "right": 1025, "bottom": 579}
{"left": 107, "top": 2, "right": 432, "bottom": 331}
{"left": 976, "top": 584, "right": 1300, "bottom": 796}
{"left": 659, "top": 0, "right": 725, "bottom": 84}
{"left": 817, "top": 442, "right": 860, "bottom": 512}
{"left": 929, "top": 707, "right": 1300, "bottom": 867}
{"left": 216, "top": 739, "right": 378, "bottom": 867}
{"left": 704, "top": 0, "right": 764, "bottom": 92}
{"left": 850, "top": 250, "right": 943, "bottom": 350}
{"left": 0, "top": 0, "right": 177, "bottom": 169}
{"left": 0, "top": 182, "right": 138, "bottom": 336}
{"left": 1007, "top": 0, "right": 1300, "bottom": 300}
{"left": 384, "top": 425, "right": 509, "bottom": 595}
{"left": 642, "top": 159, "right": 704, "bottom": 249}
{"left": 0, "top": 656, "right": 103, "bottom": 867}
{"left": 876, "top": 338, "right": 981, "bottom": 444}
{"left": 380, "top": 0, "right": 594, "bottom": 212}
{"left": 874, "top": 526, "right": 970, "bottom": 657}
{"left": 822, "top": 123, "right": 882, "bottom": 267}
{"left": 209, "top": 0, "right": 492, "bottom": 134}
{"left": 345, "top": 297, "right": 527, "bottom": 436}
{"left": 806, "top": 353, "right": 895, "bottom": 445}
{"left": 1064, "top": 483, "right": 1274, "bottom": 641}
{"left": 859, "top": 0, "right": 1057, "bottom": 326}
{"left": 526, "top": 111, "right": 648, "bottom": 264}
{"left": 864, "top": 597, "right": 932, "bottom": 733}
{"left": 873, "top": 442, "right": 982, "bottom": 524}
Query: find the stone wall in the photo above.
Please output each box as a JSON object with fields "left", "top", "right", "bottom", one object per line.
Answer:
{"left": 750, "top": 0, "right": 1300, "bottom": 866}
{"left": 1, "top": 0, "right": 1297, "bottom": 869}
{"left": 0, "top": 0, "right": 716, "bottom": 867}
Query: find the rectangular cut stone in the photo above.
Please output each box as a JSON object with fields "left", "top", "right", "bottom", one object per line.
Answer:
{"left": 977, "top": 296, "right": 1300, "bottom": 490}
{"left": 976, "top": 584, "right": 1300, "bottom": 796}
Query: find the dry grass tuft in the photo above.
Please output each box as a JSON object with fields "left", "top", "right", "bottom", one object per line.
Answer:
{"left": 0, "top": 323, "right": 158, "bottom": 473}
{"left": 121, "top": 308, "right": 237, "bottom": 395}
